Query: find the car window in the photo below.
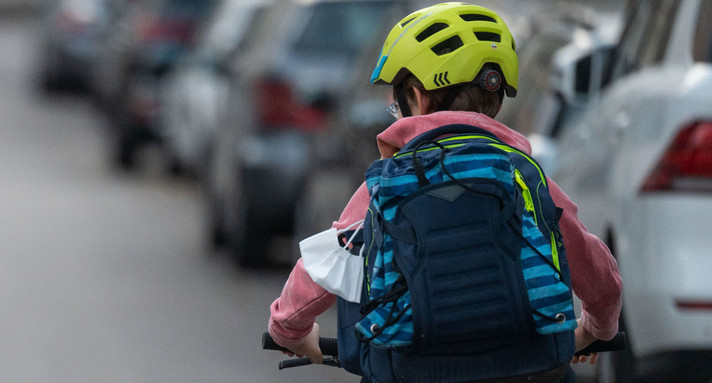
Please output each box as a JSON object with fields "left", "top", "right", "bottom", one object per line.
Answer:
{"left": 693, "top": 0, "right": 712, "bottom": 62}
{"left": 574, "top": 54, "right": 592, "bottom": 96}
{"left": 293, "top": 1, "right": 392, "bottom": 56}
{"left": 232, "top": 4, "right": 274, "bottom": 62}
{"left": 611, "top": 0, "right": 679, "bottom": 80}
{"left": 197, "top": 2, "right": 261, "bottom": 60}
{"left": 636, "top": 0, "right": 678, "bottom": 67}
{"left": 610, "top": 1, "right": 654, "bottom": 79}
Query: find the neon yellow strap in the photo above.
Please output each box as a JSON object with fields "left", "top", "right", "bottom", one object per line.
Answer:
{"left": 550, "top": 232, "right": 561, "bottom": 273}
{"left": 514, "top": 169, "right": 536, "bottom": 222}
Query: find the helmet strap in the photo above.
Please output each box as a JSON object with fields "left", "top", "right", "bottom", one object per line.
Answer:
{"left": 393, "top": 83, "right": 412, "bottom": 118}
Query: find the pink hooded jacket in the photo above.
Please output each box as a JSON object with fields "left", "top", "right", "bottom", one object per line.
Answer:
{"left": 269, "top": 111, "right": 622, "bottom": 348}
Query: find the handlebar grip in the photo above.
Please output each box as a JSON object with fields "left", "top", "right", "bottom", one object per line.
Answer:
{"left": 279, "top": 357, "right": 313, "bottom": 370}
{"left": 574, "top": 331, "right": 627, "bottom": 357}
{"left": 262, "top": 332, "right": 290, "bottom": 353}
{"left": 261, "top": 332, "right": 340, "bottom": 357}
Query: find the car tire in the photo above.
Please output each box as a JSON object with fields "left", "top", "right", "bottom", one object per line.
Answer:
{"left": 207, "top": 201, "right": 228, "bottom": 250}
{"left": 220, "top": 173, "right": 268, "bottom": 268}
{"left": 602, "top": 231, "right": 639, "bottom": 382}
{"left": 234, "top": 217, "right": 268, "bottom": 269}
{"left": 114, "top": 116, "right": 139, "bottom": 170}
{"left": 595, "top": 352, "right": 615, "bottom": 383}
{"left": 595, "top": 341, "right": 637, "bottom": 383}
{"left": 605, "top": 313, "right": 638, "bottom": 382}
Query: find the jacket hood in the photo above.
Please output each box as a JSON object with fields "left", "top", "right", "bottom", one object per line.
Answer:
{"left": 376, "top": 111, "right": 531, "bottom": 158}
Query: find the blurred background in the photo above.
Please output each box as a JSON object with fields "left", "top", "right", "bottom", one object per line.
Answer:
{"left": 1, "top": 0, "right": 711, "bottom": 382}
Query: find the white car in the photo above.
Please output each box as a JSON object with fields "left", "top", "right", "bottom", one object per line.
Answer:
{"left": 551, "top": 0, "right": 712, "bottom": 381}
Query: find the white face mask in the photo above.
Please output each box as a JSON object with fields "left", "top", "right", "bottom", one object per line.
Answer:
{"left": 299, "top": 220, "right": 365, "bottom": 303}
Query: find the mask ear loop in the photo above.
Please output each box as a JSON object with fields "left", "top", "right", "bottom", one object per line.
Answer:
{"left": 337, "top": 219, "right": 365, "bottom": 249}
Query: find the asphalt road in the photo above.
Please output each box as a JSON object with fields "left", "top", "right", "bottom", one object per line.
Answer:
{"left": 0, "top": 14, "right": 354, "bottom": 383}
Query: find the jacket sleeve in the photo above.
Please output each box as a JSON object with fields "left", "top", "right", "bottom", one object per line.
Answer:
{"left": 547, "top": 177, "right": 623, "bottom": 341}
{"left": 268, "top": 183, "right": 370, "bottom": 348}
{"left": 268, "top": 258, "right": 337, "bottom": 348}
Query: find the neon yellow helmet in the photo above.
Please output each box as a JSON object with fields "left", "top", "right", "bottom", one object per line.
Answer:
{"left": 371, "top": 2, "right": 518, "bottom": 97}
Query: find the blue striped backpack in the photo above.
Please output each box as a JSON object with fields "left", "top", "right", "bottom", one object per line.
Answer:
{"left": 336, "top": 124, "right": 577, "bottom": 383}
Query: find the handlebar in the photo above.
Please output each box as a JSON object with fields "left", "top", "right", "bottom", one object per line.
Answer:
{"left": 261, "top": 332, "right": 340, "bottom": 369}
{"left": 262, "top": 331, "right": 627, "bottom": 369}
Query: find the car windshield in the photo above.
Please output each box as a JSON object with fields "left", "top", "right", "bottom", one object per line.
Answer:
{"left": 294, "top": 1, "right": 392, "bottom": 56}
{"left": 693, "top": 1, "right": 712, "bottom": 63}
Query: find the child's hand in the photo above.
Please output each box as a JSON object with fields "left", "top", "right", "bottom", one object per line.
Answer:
{"left": 572, "top": 318, "right": 598, "bottom": 364}
{"left": 286, "top": 323, "right": 323, "bottom": 364}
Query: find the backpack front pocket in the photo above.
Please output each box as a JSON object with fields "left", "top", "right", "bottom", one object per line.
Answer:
{"left": 393, "top": 179, "right": 535, "bottom": 355}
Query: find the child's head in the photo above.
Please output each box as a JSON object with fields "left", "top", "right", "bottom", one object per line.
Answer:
{"left": 371, "top": 3, "right": 519, "bottom": 118}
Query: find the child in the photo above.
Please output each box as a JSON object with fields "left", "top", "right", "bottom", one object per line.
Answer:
{"left": 269, "top": 2, "right": 622, "bottom": 381}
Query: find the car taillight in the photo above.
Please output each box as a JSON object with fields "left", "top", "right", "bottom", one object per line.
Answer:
{"left": 641, "top": 121, "right": 712, "bottom": 193}
{"left": 255, "top": 79, "right": 328, "bottom": 132}
{"left": 137, "top": 14, "right": 194, "bottom": 44}
{"left": 676, "top": 300, "right": 712, "bottom": 310}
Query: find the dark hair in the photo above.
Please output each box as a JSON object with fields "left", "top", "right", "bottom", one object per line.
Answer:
{"left": 399, "top": 65, "right": 503, "bottom": 118}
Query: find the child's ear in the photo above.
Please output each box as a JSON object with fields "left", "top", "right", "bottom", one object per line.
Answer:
{"left": 412, "top": 87, "right": 431, "bottom": 115}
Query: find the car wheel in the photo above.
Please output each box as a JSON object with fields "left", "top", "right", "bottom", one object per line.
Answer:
{"left": 594, "top": 328, "right": 637, "bottom": 382}
{"left": 227, "top": 197, "right": 269, "bottom": 268}
{"left": 115, "top": 119, "right": 139, "bottom": 170}
{"left": 204, "top": 186, "right": 230, "bottom": 251}
{"left": 611, "top": 315, "right": 638, "bottom": 382}
{"left": 603, "top": 231, "right": 639, "bottom": 382}
{"left": 165, "top": 152, "right": 185, "bottom": 177}
{"left": 234, "top": 216, "right": 268, "bottom": 269}
{"left": 595, "top": 352, "right": 615, "bottom": 383}
{"left": 40, "top": 68, "right": 61, "bottom": 92}
{"left": 207, "top": 196, "right": 228, "bottom": 249}
{"left": 220, "top": 171, "right": 268, "bottom": 268}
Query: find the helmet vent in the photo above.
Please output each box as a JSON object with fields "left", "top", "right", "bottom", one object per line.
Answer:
{"left": 460, "top": 14, "right": 496, "bottom": 23}
{"left": 416, "top": 22, "right": 450, "bottom": 42}
{"left": 474, "top": 32, "right": 501, "bottom": 42}
{"left": 401, "top": 17, "right": 416, "bottom": 27}
{"left": 431, "top": 36, "right": 464, "bottom": 55}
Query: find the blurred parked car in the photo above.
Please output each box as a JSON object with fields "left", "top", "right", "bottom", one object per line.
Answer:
{"left": 550, "top": 0, "right": 712, "bottom": 381}
{"left": 92, "top": 0, "right": 216, "bottom": 169}
{"left": 36, "top": 0, "right": 111, "bottom": 92}
{"left": 90, "top": 0, "right": 145, "bottom": 113}
{"left": 157, "top": 0, "right": 271, "bottom": 178}
{"left": 206, "top": 0, "right": 401, "bottom": 267}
